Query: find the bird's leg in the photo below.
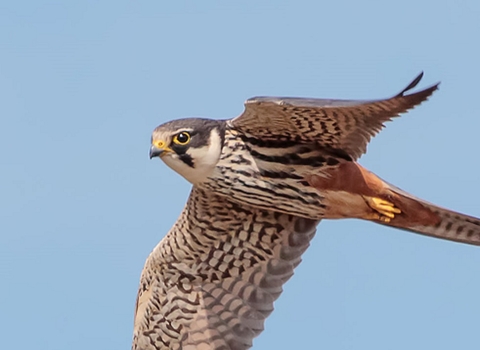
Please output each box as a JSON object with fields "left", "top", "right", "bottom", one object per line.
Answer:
{"left": 362, "top": 196, "right": 402, "bottom": 223}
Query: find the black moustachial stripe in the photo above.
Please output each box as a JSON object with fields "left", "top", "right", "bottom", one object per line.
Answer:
{"left": 179, "top": 153, "right": 194, "bottom": 167}
{"left": 162, "top": 118, "right": 227, "bottom": 168}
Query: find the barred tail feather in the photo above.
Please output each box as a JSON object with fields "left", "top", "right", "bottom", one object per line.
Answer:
{"left": 384, "top": 184, "right": 480, "bottom": 246}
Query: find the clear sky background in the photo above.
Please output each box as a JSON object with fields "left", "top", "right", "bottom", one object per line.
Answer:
{"left": 2, "top": 1, "right": 480, "bottom": 349}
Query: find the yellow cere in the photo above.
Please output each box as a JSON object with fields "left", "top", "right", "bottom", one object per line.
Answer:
{"left": 153, "top": 140, "right": 166, "bottom": 149}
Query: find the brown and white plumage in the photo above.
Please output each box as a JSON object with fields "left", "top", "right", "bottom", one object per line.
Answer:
{"left": 134, "top": 188, "right": 317, "bottom": 349}
{"left": 134, "top": 73, "right": 480, "bottom": 349}
{"left": 231, "top": 72, "right": 436, "bottom": 160}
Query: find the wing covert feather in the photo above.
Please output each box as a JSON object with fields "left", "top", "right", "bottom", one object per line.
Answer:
{"left": 231, "top": 72, "right": 439, "bottom": 159}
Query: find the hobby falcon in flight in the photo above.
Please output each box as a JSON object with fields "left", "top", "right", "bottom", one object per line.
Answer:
{"left": 133, "top": 72, "right": 480, "bottom": 350}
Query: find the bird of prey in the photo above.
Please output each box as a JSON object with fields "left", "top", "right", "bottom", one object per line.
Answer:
{"left": 133, "top": 72, "right": 480, "bottom": 350}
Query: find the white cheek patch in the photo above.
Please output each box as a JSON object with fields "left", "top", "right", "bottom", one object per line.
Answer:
{"left": 192, "top": 129, "right": 222, "bottom": 168}
{"left": 163, "top": 129, "right": 223, "bottom": 185}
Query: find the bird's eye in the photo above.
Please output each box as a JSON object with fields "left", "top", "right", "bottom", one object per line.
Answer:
{"left": 173, "top": 132, "right": 191, "bottom": 145}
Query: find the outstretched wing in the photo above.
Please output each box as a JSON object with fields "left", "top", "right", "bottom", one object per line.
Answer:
{"left": 132, "top": 188, "right": 318, "bottom": 350}
{"left": 230, "top": 72, "right": 439, "bottom": 160}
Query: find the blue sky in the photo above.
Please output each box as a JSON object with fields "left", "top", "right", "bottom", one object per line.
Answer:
{"left": 1, "top": 1, "right": 480, "bottom": 349}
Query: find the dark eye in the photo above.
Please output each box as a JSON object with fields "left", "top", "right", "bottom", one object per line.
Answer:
{"left": 173, "top": 132, "right": 191, "bottom": 145}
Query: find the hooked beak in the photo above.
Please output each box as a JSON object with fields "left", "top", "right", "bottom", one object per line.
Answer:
{"left": 149, "top": 140, "right": 170, "bottom": 159}
{"left": 149, "top": 145, "right": 163, "bottom": 159}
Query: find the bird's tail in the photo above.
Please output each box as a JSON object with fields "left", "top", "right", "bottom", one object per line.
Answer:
{"left": 378, "top": 182, "right": 480, "bottom": 245}
{"left": 310, "top": 161, "right": 480, "bottom": 246}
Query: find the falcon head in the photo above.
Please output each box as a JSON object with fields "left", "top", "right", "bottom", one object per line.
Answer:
{"left": 150, "top": 118, "right": 226, "bottom": 184}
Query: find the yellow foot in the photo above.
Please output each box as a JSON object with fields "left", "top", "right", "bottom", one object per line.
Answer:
{"left": 362, "top": 196, "right": 401, "bottom": 223}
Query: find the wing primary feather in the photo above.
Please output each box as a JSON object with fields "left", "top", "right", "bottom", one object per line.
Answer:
{"left": 231, "top": 72, "right": 440, "bottom": 160}
{"left": 396, "top": 71, "right": 424, "bottom": 96}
